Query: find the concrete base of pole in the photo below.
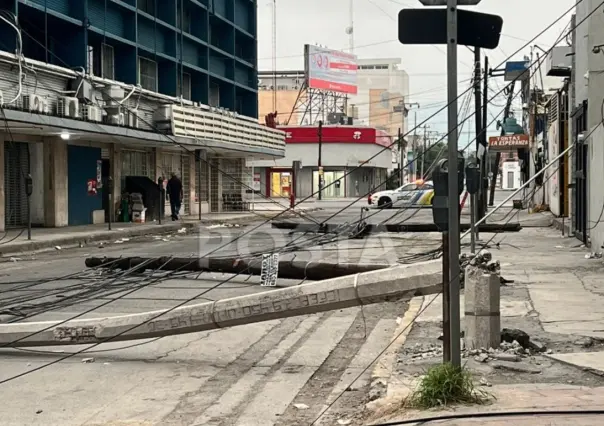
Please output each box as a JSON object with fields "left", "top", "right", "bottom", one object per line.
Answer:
{"left": 463, "top": 265, "right": 501, "bottom": 350}
{"left": 0, "top": 260, "right": 443, "bottom": 348}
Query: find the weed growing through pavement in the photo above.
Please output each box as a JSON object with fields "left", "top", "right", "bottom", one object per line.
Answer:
{"left": 407, "top": 363, "right": 493, "bottom": 409}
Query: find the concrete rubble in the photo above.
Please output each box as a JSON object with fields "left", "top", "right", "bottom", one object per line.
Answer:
{"left": 398, "top": 327, "right": 554, "bottom": 376}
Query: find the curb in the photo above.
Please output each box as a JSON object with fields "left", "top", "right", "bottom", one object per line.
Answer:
{"left": 372, "top": 296, "right": 424, "bottom": 382}
{"left": 0, "top": 208, "right": 321, "bottom": 258}
{"left": 0, "top": 222, "right": 197, "bottom": 258}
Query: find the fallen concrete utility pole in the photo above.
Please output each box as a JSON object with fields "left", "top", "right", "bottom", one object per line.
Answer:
{"left": 84, "top": 257, "right": 390, "bottom": 281}
{"left": 0, "top": 260, "right": 441, "bottom": 347}
{"left": 271, "top": 222, "right": 522, "bottom": 234}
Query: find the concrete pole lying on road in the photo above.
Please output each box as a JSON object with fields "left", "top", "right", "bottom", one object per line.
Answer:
{"left": 0, "top": 261, "right": 442, "bottom": 348}
{"left": 84, "top": 257, "right": 391, "bottom": 281}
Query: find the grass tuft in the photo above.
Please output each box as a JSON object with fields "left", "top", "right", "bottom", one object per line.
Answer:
{"left": 407, "top": 363, "right": 493, "bottom": 409}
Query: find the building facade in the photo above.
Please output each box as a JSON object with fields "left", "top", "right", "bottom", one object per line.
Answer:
{"left": 258, "top": 58, "right": 409, "bottom": 132}
{"left": 249, "top": 126, "right": 392, "bottom": 199}
{"left": 0, "top": 0, "right": 285, "bottom": 232}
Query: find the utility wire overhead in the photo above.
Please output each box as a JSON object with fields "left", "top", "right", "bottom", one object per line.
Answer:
{"left": 0, "top": 0, "right": 594, "bottom": 387}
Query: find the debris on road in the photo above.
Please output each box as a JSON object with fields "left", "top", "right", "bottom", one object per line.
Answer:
{"left": 492, "top": 361, "right": 542, "bottom": 374}
{"left": 501, "top": 328, "right": 531, "bottom": 348}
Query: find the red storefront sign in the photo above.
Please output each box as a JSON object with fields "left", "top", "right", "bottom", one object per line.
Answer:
{"left": 279, "top": 126, "right": 392, "bottom": 148}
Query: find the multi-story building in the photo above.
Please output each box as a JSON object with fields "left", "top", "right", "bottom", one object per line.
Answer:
{"left": 353, "top": 58, "right": 410, "bottom": 136}
{"left": 0, "top": 0, "right": 285, "bottom": 231}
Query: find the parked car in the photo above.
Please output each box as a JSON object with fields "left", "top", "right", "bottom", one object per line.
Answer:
{"left": 368, "top": 180, "right": 434, "bottom": 209}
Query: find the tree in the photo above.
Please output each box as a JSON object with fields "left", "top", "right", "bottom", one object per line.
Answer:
{"left": 416, "top": 142, "right": 447, "bottom": 179}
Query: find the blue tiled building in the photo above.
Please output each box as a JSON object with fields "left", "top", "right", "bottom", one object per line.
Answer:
{"left": 0, "top": 0, "right": 258, "bottom": 118}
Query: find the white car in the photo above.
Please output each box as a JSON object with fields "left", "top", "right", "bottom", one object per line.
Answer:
{"left": 368, "top": 180, "right": 435, "bottom": 209}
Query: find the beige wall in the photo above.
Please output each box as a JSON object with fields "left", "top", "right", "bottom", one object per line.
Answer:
{"left": 258, "top": 90, "right": 301, "bottom": 125}
{"left": 368, "top": 89, "right": 403, "bottom": 137}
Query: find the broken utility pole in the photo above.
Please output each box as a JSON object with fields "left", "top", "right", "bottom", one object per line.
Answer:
{"left": 84, "top": 257, "right": 390, "bottom": 281}
{"left": 0, "top": 260, "right": 442, "bottom": 347}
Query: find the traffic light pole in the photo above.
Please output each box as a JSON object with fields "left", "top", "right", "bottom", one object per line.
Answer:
{"left": 473, "top": 47, "right": 482, "bottom": 243}
{"left": 446, "top": 0, "right": 461, "bottom": 368}
{"left": 442, "top": 231, "right": 451, "bottom": 362}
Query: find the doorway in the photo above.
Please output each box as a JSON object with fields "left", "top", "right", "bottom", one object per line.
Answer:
{"left": 573, "top": 101, "right": 588, "bottom": 244}
{"left": 269, "top": 170, "right": 292, "bottom": 197}
{"left": 312, "top": 170, "right": 345, "bottom": 198}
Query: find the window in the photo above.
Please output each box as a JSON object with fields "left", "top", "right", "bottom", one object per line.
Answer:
{"left": 176, "top": 0, "right": 192, "bottom": 32}
{"left": 209, "top": 83, "right": 220, "bottom": 107}
{"left": 101, "top": 44, "right": 115, "bottom": 80}
{"left": 138, "top": 56, "right": 157, "bottom": 91}
{"left": 137, "top": 0, "right": 155, "bottom": 15}
{"left": 178, "top": 72, "right": 191, "bottom": 100}
{"left": 398, "top": 183, "right": 417, "bottom": 192}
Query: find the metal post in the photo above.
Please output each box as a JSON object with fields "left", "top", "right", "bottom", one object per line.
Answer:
{"left": 470, "top": 193, "right": 477, "bottom": 253}
{"left": 26, "top": 174, "right": 32, "bottom": 241}
{"left": 446, "top": 0, "right": 461, "bottom": 368}
{"left": 442, "top": 231, "right": 451, "bottom": 362}
{"left": 107, "top": 177, "right": 113, "bottom": 231}
{"left": 158, "top": 177, "right": 164, "bottom": 225}
{"left": 251, "top": 163, "right": 256, "bottom": 211}
{"left": 290, "top": 161, "right": 296, "bottom": 209}
{"left": 422, "top": 125, "right": 427, "bottom": 179}
{"left": 198, "top": 153, "right": 202, "bottom": 220}
{"left": 398, "top": 128, "right": 403, "bottom": 186}
{"left": 474, "top": 47, "right": 483, "bottom": 232}
{"left": 414, "top": 112, "right": 419, "bottom": 180}
{"left": 318, "top": 120, "right": 323, "bottom": 200}
{"left": 481, "top": 56, "right": 489, "bottom": 222}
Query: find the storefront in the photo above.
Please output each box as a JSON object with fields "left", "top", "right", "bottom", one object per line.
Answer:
{"left": 250, "top": 125, "right": 394, "bottom": 199}
{"left": 268, "top": 168, "right": 293, "bottom": 197}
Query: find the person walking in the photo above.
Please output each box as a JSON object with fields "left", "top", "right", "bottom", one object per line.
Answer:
{"left": 166, "top": 172, "right": 183, "bottom": 221}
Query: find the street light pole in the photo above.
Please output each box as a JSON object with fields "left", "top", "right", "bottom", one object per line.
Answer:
{"left": 446, "top": 0, "right": 461, "bottom": 368}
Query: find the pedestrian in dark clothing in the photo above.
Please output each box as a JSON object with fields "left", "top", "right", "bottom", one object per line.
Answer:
{"left": 166, "top": 172, "right": 183, "bottom": 221}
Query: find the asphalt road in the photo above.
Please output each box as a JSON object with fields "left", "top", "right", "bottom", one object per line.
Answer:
{"left": 0, "top": 190, "right": 547, "bottom": 425}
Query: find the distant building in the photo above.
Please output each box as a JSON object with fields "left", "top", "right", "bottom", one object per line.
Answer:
{"left": 249, "top": 125, "right": 392, "bottom": 199}
{"left": 258, "top": 58, "right": 409, "bottom": 135}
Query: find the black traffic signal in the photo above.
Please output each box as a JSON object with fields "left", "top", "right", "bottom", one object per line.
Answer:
{"left": 431, "top": 157, "right": 465, "bottom": 231}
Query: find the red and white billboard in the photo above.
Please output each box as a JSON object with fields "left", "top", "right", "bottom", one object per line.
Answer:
{"left": 278, "top": 126, "right": 391, "bottom": 148}
{"left": 304, "top": 45, "right": 358, "bottom": 95}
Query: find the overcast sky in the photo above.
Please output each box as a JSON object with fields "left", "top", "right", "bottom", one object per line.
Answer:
{"left": 256, "top": 0, "right": 575, "bottom": 144}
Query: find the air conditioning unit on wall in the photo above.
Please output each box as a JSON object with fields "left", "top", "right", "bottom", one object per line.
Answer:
{"left": 58, "top": 96, "right": 79, "bottom": 118}
{"left": 127, "top": 111, "right": 139, "bottom": 128}
{"left": 107, "top": 112, "right": 125, "bottom": 126}
{"left": 82, "top": 105, "right": 103, "bottom": 122}
{"left": 22, "top": 94, "right": 49, "bottom": 113}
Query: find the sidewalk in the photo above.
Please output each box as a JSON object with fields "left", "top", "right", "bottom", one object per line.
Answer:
{"left": 369, "top": 384, "right": 604, "bottom": 425}
{"left": 0, "top": 207, "right": 317, "bottom": 257}
{"left": 367, "top": 220, "right": 604, "bottom": 425}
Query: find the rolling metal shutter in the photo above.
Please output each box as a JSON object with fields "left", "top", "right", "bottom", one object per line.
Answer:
{"left": 4, "top": 142, "right": 30, "bottom": 228}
